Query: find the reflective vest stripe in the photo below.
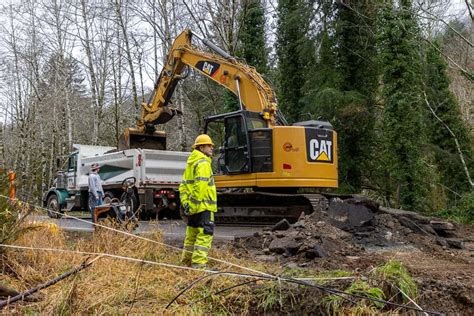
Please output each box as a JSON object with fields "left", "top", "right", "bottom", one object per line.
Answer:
{"left": 189, "top": 196, "right": 217, "bottom": 205}
{"left": 193, "top": 159, "right": 209, "bottom": 172}
{"left": 182, "top": 180, "right": 195, "bottom": 184}
{"left": 195, "top": 177, "right": 209, "bottom": 181}
{"left": 194, "top": 245, "right": 209, "bottom": 252}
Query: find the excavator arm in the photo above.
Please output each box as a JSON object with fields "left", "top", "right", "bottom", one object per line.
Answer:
{"left": 127, "top": 29, "right": 285, "bottom": 146}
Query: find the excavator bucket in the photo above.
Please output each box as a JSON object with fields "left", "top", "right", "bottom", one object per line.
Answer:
{"left": 118, "top": 128, "right": 167, "bottom": 150}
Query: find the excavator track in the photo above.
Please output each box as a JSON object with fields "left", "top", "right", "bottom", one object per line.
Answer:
{"left": 215, "top": 191, "right": 336, "bottom": 225}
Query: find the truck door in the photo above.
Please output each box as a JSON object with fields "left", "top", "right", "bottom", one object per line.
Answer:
{"left": 66, "top": 153, "right": 77, "bottom": 189}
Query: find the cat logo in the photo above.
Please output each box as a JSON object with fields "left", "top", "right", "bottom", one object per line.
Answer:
{"left": 195, "top": 61, "right": 220, "bottom": 78}
{"left": 305, "top": 128, "right": 334, "bottom": 163}
{"left": 309, "top": 139, "right": 332, "bottom": 161}
{"left": 202, "top": 62, "right": 214, "bottom": 75}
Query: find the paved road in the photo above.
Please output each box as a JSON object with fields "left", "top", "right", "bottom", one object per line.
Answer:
{"left": 30, "top": 215, "right": 266, "bottom": 242}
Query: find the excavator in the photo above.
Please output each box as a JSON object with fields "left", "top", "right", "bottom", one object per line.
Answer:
{"left": 121, "top": 29, "right": 338, "bottom": 223}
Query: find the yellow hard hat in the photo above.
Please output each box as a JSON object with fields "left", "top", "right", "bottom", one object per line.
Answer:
{"left": 192, "top": 134, "right": 214, "bottom": 149}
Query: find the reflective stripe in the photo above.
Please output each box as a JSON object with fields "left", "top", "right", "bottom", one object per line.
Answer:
{"left": 195, "top": 177, "right": 209, "bottom": 182}
{"left": 194, "top": 245, "right": 209, "bottom": 252}
{"left": 193, "top": 159, "right": 209, "bottom": 172}
{"left": 182, "top": 180, "right": 195, "bottom": 184}
{"left": 209, "top": 177, "right": 215, "bottom": 186}
{"left": 189, "top": 196, "right": 201, "bottom": 204}
{"left": 183, "top": 245, "right": 194, "bottom": 251}
{"left": 189, "top": 197, "right": 217, "bottom": 205}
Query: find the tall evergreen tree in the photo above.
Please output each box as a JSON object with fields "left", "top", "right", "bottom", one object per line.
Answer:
{"left": 276, "top": 0, "right": 314, "bottom": 123}
{"left": 425, "top": 41, "right": 473, "bottom": 202}
{"left": 237, "top": 0, "right": 268, "bottom": 75}
{"left": 377, "top": 0, "right": 430, "bottom": 211}
{"left": 333, "top": 1, "right": 378, "bottom": 191}
{"left": 303, "top": 1, "right": 378, "bottom": 192}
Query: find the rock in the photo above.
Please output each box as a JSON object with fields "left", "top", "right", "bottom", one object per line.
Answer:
{"left": 285, "top": 240, "right": 301, "bottom": 255}
{"left": 275, "top": 232, "right": 286, "bottom": 238}
{"left": 326, "top": 201, "right": 374, "bottom": 230}
{"left": 430, "top": 220, "right": 455, "bottom": 236}
{"left": 398, "top": 216, "right": 426, "bottom": 235}
{"left": 421, "top": 224, "right": 437, "bottom": 235}
{"left": 253, "top": 231, "right": 261, "bottom": 237}
{"left": 354, "top": 232, "right": 371, "bottom": 238}
{"left": 445, "top": 238, "right": 464, "bottom": 249}
{"left": 269, "top": 237, "right": 300, "bottom": 255}
{"left": 436, "top": 238, "right": 448, "bottom": 247}
{"left": 345, "top": 196, "right": 380, "bottom": 212}
{"left": 316, "top": 221, "right": 326, "bottom": 227}
{"left": 269, "top": 239, "right": 286, "bottom": 254}
{"left": 292, "top": 220, "right": 305, "bottom": 229}
{"left": 271, "top": 219, "right": 291, "bottom": 231}
{"left": 305, "top": 245, "right": 327, "bottom": 259}
{"left": 263, "top": 248, "right": 271, "bottom": 255}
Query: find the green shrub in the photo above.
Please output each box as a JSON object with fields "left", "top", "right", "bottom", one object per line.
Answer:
{"left": 434, "top": 191, "right": 474, "bottom": 224}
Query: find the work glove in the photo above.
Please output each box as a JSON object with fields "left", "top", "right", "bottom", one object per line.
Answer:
{"left": 183, "top": 203, "right": 190, "bottom": 216}
{"left": 180, "top": 203, "right": 190, "bottom": 225}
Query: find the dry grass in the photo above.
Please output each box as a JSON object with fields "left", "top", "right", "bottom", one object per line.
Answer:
{"left": 0, "top": 219, "right": 425, "bottom": 314}
{"left": 1, "top": 223, "right": 280, "bottom": 314}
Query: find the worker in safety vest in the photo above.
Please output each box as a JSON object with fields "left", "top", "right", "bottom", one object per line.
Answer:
{"left": 179, "top": 134, "right": 217, "bottom": 269}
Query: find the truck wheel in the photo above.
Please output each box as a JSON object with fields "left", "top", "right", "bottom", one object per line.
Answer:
{"left": 103, "top": 191, "right": 115, "bottom": 204}
{"left": 120, "top": 192, "right": 138, "bottom": 216}
{"left": 47, "top": 195, "right": 63, "bottom": 219}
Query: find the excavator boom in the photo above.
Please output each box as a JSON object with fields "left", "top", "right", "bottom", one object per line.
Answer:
{"left": 121, "top": 29, "right": 288, "bottom": 150}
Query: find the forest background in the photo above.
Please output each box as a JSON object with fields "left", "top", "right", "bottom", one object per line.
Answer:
{"left": 0, "top": 0, "right": 472, "bottom": 222}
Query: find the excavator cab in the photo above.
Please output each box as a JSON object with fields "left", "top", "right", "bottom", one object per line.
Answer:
{"left": 205, "top": 110, "right": 271, "bottom": 176}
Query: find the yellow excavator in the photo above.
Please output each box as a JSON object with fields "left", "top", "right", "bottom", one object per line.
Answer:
{"left": 122, "top": 29, "right": 338, "bottom": 223}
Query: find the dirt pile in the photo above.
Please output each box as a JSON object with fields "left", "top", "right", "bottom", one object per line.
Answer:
{"left": 236, "top": 195, "right": 472, "bottom": 263}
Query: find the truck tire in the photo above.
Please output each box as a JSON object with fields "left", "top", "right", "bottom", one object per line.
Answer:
{"left": 120, "top": 191, "right": 139, "bottom": 216}
{"left": 47, "top": 194, "right": 63, "bottom": 219}
{"left": 103, "top": 191, "right": 115, "bottom": 204}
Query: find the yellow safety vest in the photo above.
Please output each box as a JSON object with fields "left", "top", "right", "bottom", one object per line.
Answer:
{"left": 179, "top": 149, "right": 217, "bottom": 214}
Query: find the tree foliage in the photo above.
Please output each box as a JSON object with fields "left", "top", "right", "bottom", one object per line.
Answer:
{"left": 376, "top": 0, "right": 431, "bottom": 211}
{"left": 424, "top": 41, "right": 473, "bottom": 204}
{"left": 276, "top": 0, "right": 315, "bottom": 123}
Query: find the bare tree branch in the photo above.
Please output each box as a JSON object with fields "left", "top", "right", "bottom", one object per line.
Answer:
{"left": 422, "top": 90, "right": 473, "bottom": 189}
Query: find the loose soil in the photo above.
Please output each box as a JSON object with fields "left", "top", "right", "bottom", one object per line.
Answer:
{"left": 234, "top": 196, "right": 474, "bottom": 314}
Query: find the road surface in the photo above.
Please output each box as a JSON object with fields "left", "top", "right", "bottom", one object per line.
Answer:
{"left": 29, "top": 215, "right": 266, "bottom": 242}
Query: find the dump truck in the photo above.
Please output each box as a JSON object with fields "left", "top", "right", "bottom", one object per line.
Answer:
{"left": 43, "top": 144, "right": 189, "bottom": 219}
